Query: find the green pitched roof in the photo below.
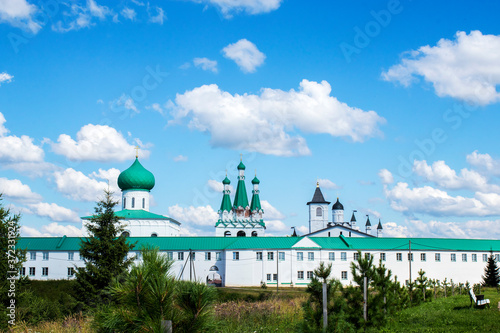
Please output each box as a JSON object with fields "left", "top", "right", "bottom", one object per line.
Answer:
{"left": 219, "top": 194, "right": 232, "bottom": 212}
{"left": 82, "top": 209, "right": 180, "bottom": 225}
{"left": 118, "top": 158, "right": 155, "bottom": 191}
{"left": 250, "top": 191, "right": 261, "bottom": 211}
{"left": 17, "top": 236, "right": 500, "bottom": 252}
{"left": 233, "top": 179, "right": 249, "bottom": 209}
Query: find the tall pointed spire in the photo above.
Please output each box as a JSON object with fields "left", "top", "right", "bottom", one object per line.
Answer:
{"left": 233, "top": 156, "right": 249, "bottom": 217}
{"left": 219, "top": 172, "right": 232, "bottom": 218}
{"left": 250, "top": 171, "right": 263, "bottom": 220}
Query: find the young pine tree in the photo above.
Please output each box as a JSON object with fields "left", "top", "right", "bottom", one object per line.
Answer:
{"left": 75, "top": 190, "right": 135, "bottom": 306}
{"left": 482, "top": 251, "right": 500, "bottom": 287}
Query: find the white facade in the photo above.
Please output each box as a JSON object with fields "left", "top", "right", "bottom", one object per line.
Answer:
{"left": 122, "top": 219, "right": 180, "bottom": 237}
{"left": 122, "top": 190, "right": 150, "bottom": 211}
{"left": 21, "top": 236, "right": 500, "bottom": 287}
{"left": 309, "top": 204, "right": 329, "bottom": 233}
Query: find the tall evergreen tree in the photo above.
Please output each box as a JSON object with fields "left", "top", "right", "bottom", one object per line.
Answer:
{"left": 482, "top": 251, "right": 500, "bottom": 287}
{"left": 75, "top": 190, "right": 135, "bottom": 306}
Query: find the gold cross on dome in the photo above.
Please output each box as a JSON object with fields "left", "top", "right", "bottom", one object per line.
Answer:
{"left": 135, "top": 146, "right": 140, "bottom": 158}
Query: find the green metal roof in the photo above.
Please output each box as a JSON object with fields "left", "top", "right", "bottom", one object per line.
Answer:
{"left": 251, "top": 176, "right": 260, "bottom": 184}
{"left": 237, "top": 161, "right": 246, "bottom": 170}
{"left": 17, "top": 236, "right": 500, "bottom": 252}
{"left": 222, "top": 176, "right": 231, "bottom": 185}
{"left": 233, "top": 179, "right": 249, "bottom": 209}
{"left": 82, "top": 209, "right": 180, "bottom": 225}
{"left": 219, "top": 193, "right": 232, "bottom": 212}
{"left": 225, "top": 237, "right": 300, "bottom": 249}
{"left": 250, "top": 191, "right": 261, "bottom": 211}
{"left": 117, "top": 158, "right": 155, "bottom": 191}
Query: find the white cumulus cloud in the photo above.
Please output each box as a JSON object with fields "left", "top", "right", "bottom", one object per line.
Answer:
{"left": 466, "top": 150, "right": 500, "bottom": 176}
{"left": 167, "top": 204, "right": 218, "bottom": 227}
{"left": 27, "top": 202, "right": 80, "bottom": 222}
{"left": 0, "top": 0, "right": 41, "bottom": 33}
{"left": 383, "top": 182, "right": 500, "bottom": 217}
{"left": 0, "top": 177, "right": 42, "bottom": 203}
{"left": 222, "top": 39, "right": 265, "bottom": 73}
{"left": 378, "top": 169, "right": 394, "bottom": 184}
{"left": 0, "top": 72, "right": 13, "bottom": 85}
{"left": 317, "top": 178, "right": 340, "bottom": 190}
{"left": 193, "top": 57, "right": 218, "bottom": 73}
{"left": 50, "top": 124, "right": 150, "bottom": 162}
{"left": 0, "top": 112, "right": 45, "bottom": 164}
{"left": 54, "top": 167, "right": 120, "bottom": 202}
{"left": 382, "top": 31, "right": 500, "bottom": 105}
{"left": 169, "top": 80, "right": 385, "bottom": 156}
{"left": 413, "top": 160, "right": 500, "bottom": 193}
{"left": 22, "top": 223, "right": 83, "bottom": 237}
{"left": 148, "top": 5, "right": 165, "bottom": 24}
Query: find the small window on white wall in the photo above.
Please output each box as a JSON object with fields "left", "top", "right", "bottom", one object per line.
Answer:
{"left": 132, "top": 197, "right": 135, "bottom": 208}
{"left": 123, "top": 198, "right": 126, "bottom": 209}
{"left": 142, "top": 198, "right": 145, "bottom": 209}
{"left": 316, "top": 207, "right": 322, "bottom": 217}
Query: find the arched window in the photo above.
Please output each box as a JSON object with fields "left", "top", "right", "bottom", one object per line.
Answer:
{"left": 251, "top": 231, "right": 258, "bottom": 237}
{"left": 121, "top": 231, "right": 130, "bottom": 238}
{"left": 316, "top": 207, "right": 322, "bottom": 216}
{"left": 142, "top": 198, "right": 145, "bottom": 209}
{"left": 131, "top": 197, "right": 135, "bottom": 208}
{"left": 123, "top": 198, "right": 126, "bottom": 209}
{"left": 224, "top": 231, "right": 231, "bottom": 237}
{"left": 237, "top": 231, "right": 246, "bottom": 237}
{"left": 151, "top": 233, "right": 158, "bottom": 237}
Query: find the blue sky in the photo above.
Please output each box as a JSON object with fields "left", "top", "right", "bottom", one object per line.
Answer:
{"left": 2, "top": 0, "right": 500, "bottom": 238}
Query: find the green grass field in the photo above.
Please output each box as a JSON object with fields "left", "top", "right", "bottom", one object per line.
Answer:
{"left": 11, "top": 285, "right": 500, "bottom": 332}
{"left": 369, "top": 288, "right": 500, "bottom": 333}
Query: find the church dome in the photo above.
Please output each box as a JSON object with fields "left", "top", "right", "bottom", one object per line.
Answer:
{"left": 332, "top": 198, "right": 344, "bottom": 210}
{"left": 237, "top": 161, "right": 246, "bottom": 170}
{"left": 118, "top": 158, "right": 155, "bottom": 191}
{"left": 222, "top": 176, "right": 231, "bottom": 185}
{"left": 251, "top": 176, "right": 260, "bottom": 184}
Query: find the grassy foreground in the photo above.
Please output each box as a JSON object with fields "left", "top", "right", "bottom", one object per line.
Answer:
{"left": 9, "top": 288, "right": 500, "bottom": 332}
{"left": 368, "top": 288, "right": 500, "bottom": 333}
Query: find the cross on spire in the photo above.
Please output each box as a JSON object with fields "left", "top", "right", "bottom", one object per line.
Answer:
{"left": 135, "top": 146, "right": 140, "bottom": 158}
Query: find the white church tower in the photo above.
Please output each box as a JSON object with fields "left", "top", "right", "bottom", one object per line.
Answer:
{"left": 332, "top": 198, "right": 344, "bottom": 224}
{"left": 307, "top": 183, "right": 330, "bottom": 233}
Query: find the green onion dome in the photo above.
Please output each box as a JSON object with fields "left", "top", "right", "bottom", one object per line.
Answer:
{"left": 117, "top": 158, "right": 155, "bottom": 191}
{"left": 251, "top": 176, "right": 260, "bottom": 184}
{"left": 237, "top": 161, "right": 246, "bottom": 170}
{"left": 222, "top": 176, "right": 231, "bottom": 185}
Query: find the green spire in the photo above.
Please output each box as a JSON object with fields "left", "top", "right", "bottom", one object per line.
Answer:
{"left": 233, "top": 157, "right": 249, "bottom": 209}
{"left": 250, "top": 190, "right": 261, "bottom": 211}
{"left": 220, "top": 175, "right": 232, "bottom": 212}
{"left": 233, "top": 178, "right": 249, "bottom": 209}
{"left": 250, "top": 171, "right": 261, "bottom": 211}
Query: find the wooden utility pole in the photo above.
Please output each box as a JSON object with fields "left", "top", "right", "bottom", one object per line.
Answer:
{"left": 276, "top": 250, "right": 279, "bottom": 293}
{"left": 363, "top": 276, "right": 368, "bottom": 322}
{"left": 408, "top": 241, "right": 412, "bottom": 284}
{"left": 322, "top": 282, "right": 327, "bottom": 332}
